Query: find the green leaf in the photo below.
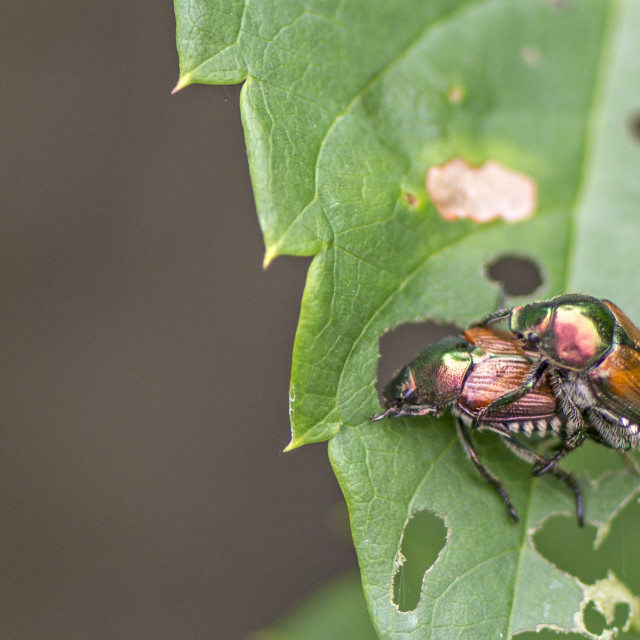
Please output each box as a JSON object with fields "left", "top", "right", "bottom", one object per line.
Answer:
{"left": 331, "top": 429, "right": 640, "bottom": 639}
{"left": 175, "top": 0, "right": 640, "bottom": 637}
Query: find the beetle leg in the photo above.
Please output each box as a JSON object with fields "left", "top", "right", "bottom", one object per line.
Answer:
{"left": 550, "top": 467, "right": 584, "bottom": 526}
{"left": 499, "top": 434, "right": 583, "bottom": 526}
{"left": 455, "top": 420, "right": 518, "bottom": 522}
{"left": 472, "top": 359, "right": 548, "bottom": 428}
{"left": 371, "top": 407, "right": 395, "bottom": 421}
{"left": 371, "top": 405, "right": 440, "bottom": 421}
{"left": 532, "top": 429, "right": 587, "bottom": 476}
{"left": 547, "top": 369, "right": 585, "bottom": 435}
{"left": 470, "top": 307, "right": 512, "bottom": 328}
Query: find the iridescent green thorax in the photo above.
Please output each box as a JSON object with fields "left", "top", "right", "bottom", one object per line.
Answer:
{"left": 511, "top": 294, "right": 615, "bottom": 371}
{"left": 402, "top": 337, "right": 471, "bottom": 407}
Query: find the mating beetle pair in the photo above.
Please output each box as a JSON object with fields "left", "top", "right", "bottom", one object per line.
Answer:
{"left": 374, "top": 294, "right": 640, "bottom": 523}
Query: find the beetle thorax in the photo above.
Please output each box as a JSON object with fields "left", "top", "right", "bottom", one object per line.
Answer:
{"left": 544, "top": 308, "right": 609, "bottom": 370}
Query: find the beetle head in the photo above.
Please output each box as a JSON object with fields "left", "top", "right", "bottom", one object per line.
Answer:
{"left": 381, "top": 364, "right": 416, "bottom": 410}
{"left": 510, "top": 302, "right": 550, "bottom": 346}
{"left": 381, "top": 337, "right": 471, "bottom": 414}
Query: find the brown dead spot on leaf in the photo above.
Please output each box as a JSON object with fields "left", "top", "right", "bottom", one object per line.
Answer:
{"left": 425, "top": 159, "right": 537, "bottom": 224}
{"left": 521, "top": 46, "right": 540, "bottom": 67}
{"left": 402, "top": 191, "right": 418, "bottom": 206}
{"left": 447, "top": 85, "right": 465, "bottom": 104}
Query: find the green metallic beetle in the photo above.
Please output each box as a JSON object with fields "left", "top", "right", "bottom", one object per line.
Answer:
{"left": 475, "top": 294, "right": 640, "bottom": 472}
{"left": 373, "top": 325, "right": 583, "bottom": 523}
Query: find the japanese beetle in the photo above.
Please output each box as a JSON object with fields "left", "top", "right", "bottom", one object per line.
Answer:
{"left": 475, "top": 294, "right": 640, "bottom": 470}
{"left": 373, "top": 326, "right": 582, "bottom": 523}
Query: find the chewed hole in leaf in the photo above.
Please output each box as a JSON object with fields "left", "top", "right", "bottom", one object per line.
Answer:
{"left": 486, "top": 255, "right": 543, "bottom": 296}
{"left": 534, "top": 499, "right": 640, "bottom": 593}
{"left": 393, "top": 509, "right": 446, "bottom": 612}
{"left": 533, "top": 515, "right": 606, "bottom": 584}
{"left": 628, "top": 111, "right": 640, "bottom": 143}
{"left": 589, "top": 498, "right": 640, "bottom": 596}
{"left": 583, "top": 600, "right": 608, "bottom": 636}
{"left": 612, "top": 602, "right": 630, "bottom": 631}
{"left": 425, "top": 159, "right": 537, "bottom": 224}
{"left": 376, "top": 321, "right": 459, "bottom": 396}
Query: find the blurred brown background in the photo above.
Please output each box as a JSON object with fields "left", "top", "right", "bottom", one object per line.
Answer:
{"left": 0, "top": 2, "right": 357, "bottom": 638}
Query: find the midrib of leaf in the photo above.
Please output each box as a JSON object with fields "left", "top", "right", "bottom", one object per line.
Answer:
{"left": 407, "top": 436, "right": 459, "bottom": 514}
{"left": 506, "top": 482, "right": 536, "bottom": 637}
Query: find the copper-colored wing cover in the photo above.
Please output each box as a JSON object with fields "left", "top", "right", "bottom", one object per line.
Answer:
{"left": 461, "top": 326, "right": 557, "bottom": 420}
{"left": 589, "top": 344, "right": 640, "bottom": 424}
{"left": 604, "top": 300, "right": 640, "bottom": 347}
{"left": 464, "top": 326, "right": 529, "bottom": 356}
{"left": 589, "top": 301, "right": 640, "bottom": 423}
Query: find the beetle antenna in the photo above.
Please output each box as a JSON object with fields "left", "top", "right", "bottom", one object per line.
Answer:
{"left": 371, "top": 407, "right": 395, "bottom": 422}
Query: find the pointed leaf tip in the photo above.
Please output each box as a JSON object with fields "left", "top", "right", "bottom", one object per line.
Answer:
{"left": 262, "top": 245, "right": 278, "bottom": 269}
{"left": 283, "top": 438, "right": 300, "bottom": 453}
{"left": 171, "top": 74, "right": 192, "bottom": 95}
